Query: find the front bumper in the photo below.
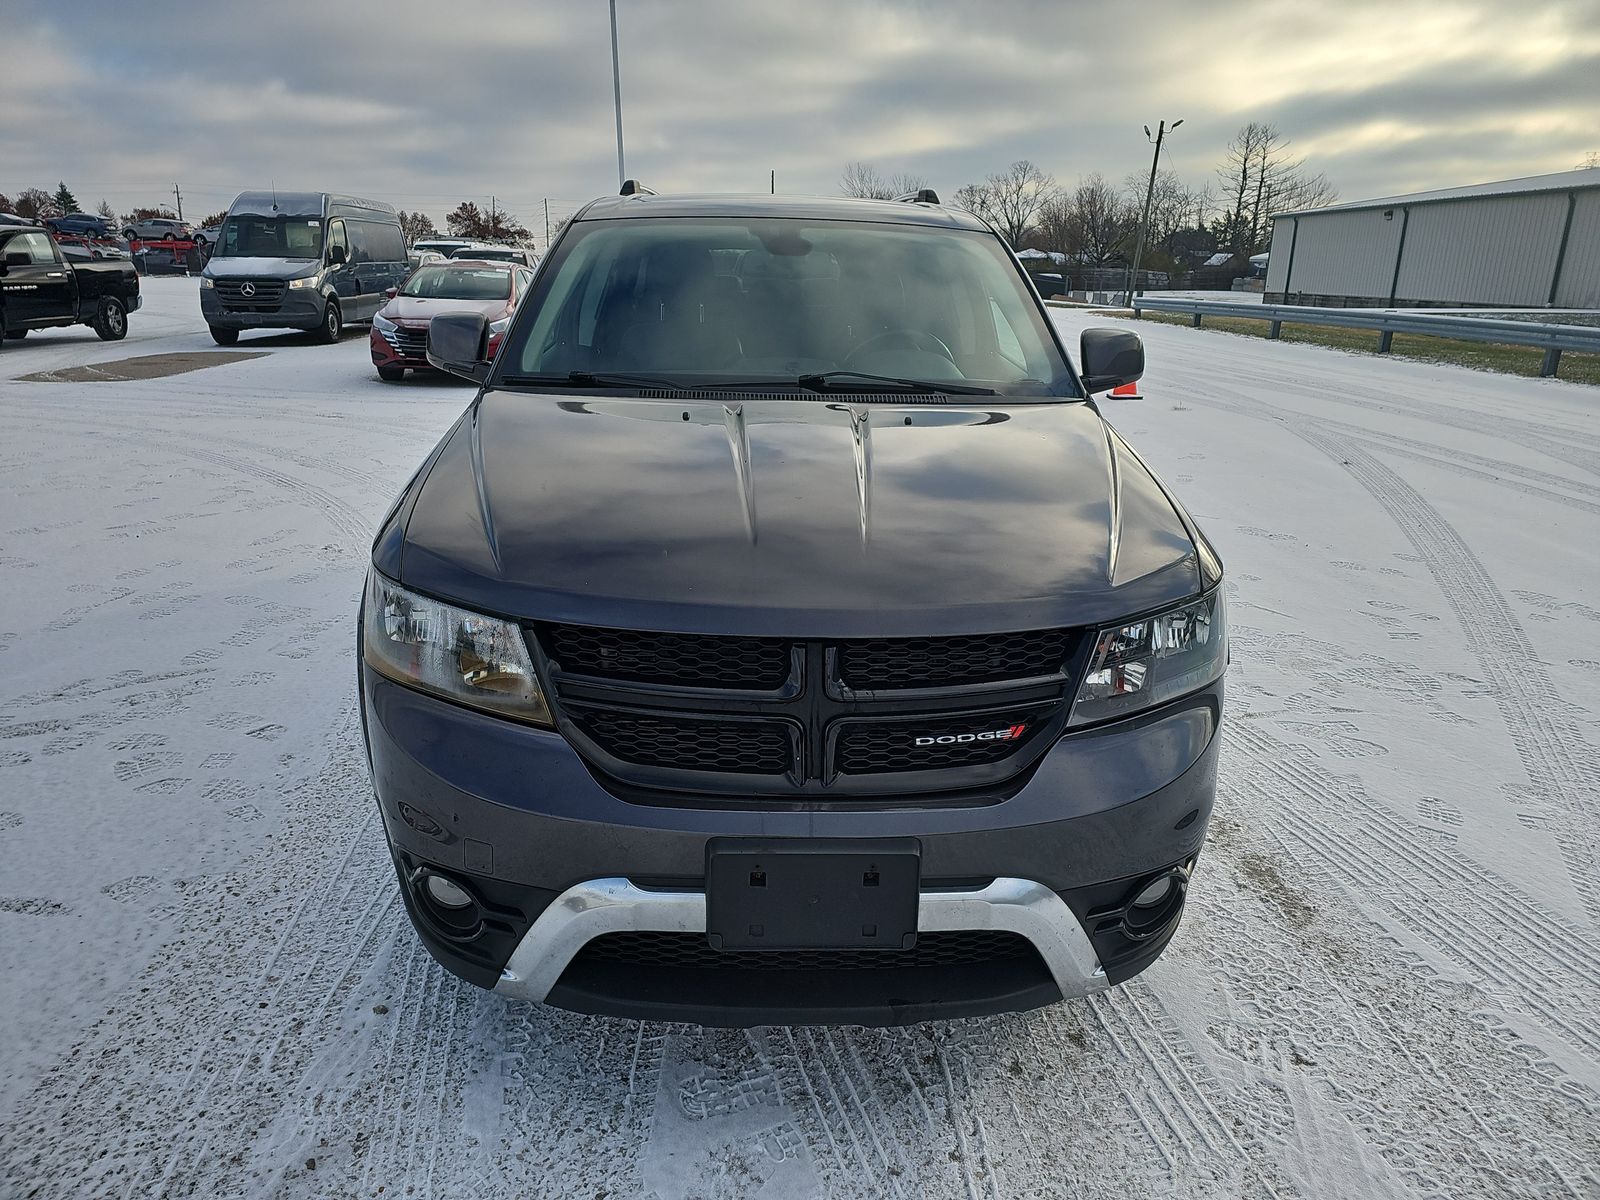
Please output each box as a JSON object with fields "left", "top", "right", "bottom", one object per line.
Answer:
{"left": 201, "top": 287, "right": 324, "bottom": 331}
{"left": 363, "top": 667, "right": 1219, "bottom": 1024}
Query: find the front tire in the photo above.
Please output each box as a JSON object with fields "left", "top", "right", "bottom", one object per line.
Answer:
{"left": 93, "top": 296, "right": 128, "bottom": 341}
{"left": 377, "top": 364, "right": 406, "bottom": 382}
{"left": 315, "top": 300, "right": 341, "bottom": 344}
{"left": 4, "top": 329, "right": 26, "bottom": 340}
{"left": 209, "top": 325, "right": 240, "bottom": 346}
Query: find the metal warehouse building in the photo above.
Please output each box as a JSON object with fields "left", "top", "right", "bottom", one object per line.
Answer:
{"left": 1264, "top": 169, "right": 1600, "bottom": 309}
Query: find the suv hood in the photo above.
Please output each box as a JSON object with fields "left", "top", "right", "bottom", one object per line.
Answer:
{"left": 398, "top": 393, "right": 1200, "bottom": 637}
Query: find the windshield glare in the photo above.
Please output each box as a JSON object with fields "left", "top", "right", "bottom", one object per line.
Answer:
{"left": 401, "top": 266, "right": 511, "bottom": 300}
{"left": 215, "top": 213, "right": 324, "bottom": 260}
{"left": 504, "top": 218, "right": 1071, "bottom": 393}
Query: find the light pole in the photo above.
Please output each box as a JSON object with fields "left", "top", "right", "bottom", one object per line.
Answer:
{"left": 609, "top": 0, "right": 626, "bottom": 189}
{"left": 1126, "top": 118, "right": 1182, "bottom": 304}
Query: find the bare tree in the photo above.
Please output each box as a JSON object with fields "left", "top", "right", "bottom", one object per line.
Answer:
{"left": 840, "top": 161, "right": 930, "bottom": 199}
{"left": 1580, "top": 150, "right": 1600, "bottom": 169}
{"left": 1064, "top": 174, "right": 1133, "bottom": 264}
{"left": 95, "top": 199, "right": 116, "bottom": 221}
{"left": 446, "top": 201, "right": 531, "bottom": 242}
{"left": 1214, "top": 123, "right": 1337, "bottom": 256}
{"left": 13, "top": 188, "right": 54, "bottom": 219}
{"left": 1121, "top": 168, "right": 1210, "bottom": 254}
{"left": 975, "top": 160, "right": 1055, "bottom": 246}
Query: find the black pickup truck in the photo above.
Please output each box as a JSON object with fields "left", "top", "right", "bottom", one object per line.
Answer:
{"left": 1, "top": 222, "right": 141, "bottom": 344}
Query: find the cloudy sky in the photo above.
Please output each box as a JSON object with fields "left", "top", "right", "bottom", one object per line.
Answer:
{"left": 4, "top": 0, "right": 1597, "bottom": 237}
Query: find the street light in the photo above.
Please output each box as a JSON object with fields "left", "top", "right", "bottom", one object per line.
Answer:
{"left": 609, "top": 0, "right": 626, "bottom": 189}
{"left": 1126, "top": 118, "right": 1183, "bottom": 305}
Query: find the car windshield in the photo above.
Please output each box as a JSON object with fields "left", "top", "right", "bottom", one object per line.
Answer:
{"left": 401, "top": 266, "right": 511, "bottom": 300}
{"left": 214, "top": 213, "right": 324, "bottom": 260}
{"left": 501, "top": 217, "right": 1072, "bottom": 394}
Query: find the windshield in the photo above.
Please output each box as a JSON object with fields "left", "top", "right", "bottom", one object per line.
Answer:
{"left": 401, "top": 266, "right": 511, "bottom": 300}
{"left": 502, "top": 217, "right": 1073, "bottom": 394}
{"left": 215, "top": 213, "right": 324, "bottom": 260}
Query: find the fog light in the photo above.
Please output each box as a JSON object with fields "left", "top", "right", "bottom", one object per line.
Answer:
{"left": 1132, "top": 875, "right": 1175, "bottom": 909}
{"left": 425, "top": 874, "right": 473, "bottom": 909}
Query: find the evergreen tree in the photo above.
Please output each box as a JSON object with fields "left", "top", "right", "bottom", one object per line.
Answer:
{"left": 52, "top": 181, "right": 80, "bottom": 215}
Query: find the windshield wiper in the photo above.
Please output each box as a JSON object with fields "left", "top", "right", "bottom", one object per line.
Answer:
{"left": 795, "top": 371, "right": 996, "bottom": 396}
{"left": 500, "top": 371, "right": 688, "bottom": 390}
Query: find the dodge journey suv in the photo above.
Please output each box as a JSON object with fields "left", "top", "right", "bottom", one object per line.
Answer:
{"left": 359, "top": 186, "right": 1226, "bottom": 1026}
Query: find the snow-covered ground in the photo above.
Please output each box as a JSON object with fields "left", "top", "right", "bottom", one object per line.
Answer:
{"left": 1, "top": 277, "right": 1597, "bottom": 1198}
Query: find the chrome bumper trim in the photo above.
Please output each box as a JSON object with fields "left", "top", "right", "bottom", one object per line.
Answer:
{"left": 494, "top": 875, "right": 1107, "bottom": 1004}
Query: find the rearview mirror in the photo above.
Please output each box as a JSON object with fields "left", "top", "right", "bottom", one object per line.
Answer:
{"left": 1079, "top": 328, "right": 1144, "bottom": 395}
{"left": 328, "top": 244, "right": 347, "bottom": 266}
{"left": 427, "top": 312, "right": 491, "bottom": 384}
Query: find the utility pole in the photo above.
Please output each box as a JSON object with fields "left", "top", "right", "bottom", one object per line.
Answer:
{"left": 543, "top": 199, "right": 551, "bottom": 249}
{"left": 609, "top": 0, "right": 626, "bottom": 188}
{"left": 490, "top": 195, "right": 497, "bottom": 238}
{"left": 1126, "top": 118, "right": 1182, "bottom": 304}
{"left": 172, "top": 183, "right": 183, "bottom": 221}
{"left": 770, "top": 170, "right": 775, "bottom": 195}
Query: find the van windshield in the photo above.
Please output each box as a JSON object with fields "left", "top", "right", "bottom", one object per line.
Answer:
{"left": 215, "top": 214, "right": 324, "bottom": 260}
{"left": 502, "top": 217, "right": 1072, "bottom": 394}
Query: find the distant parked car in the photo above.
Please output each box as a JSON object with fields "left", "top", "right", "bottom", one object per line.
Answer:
{"left": 406, "top": 249, "right": 448, "bottom": 273}
{"left": 195, "top": 224, "right": 224, "bottom": 248}
{"left": 448, "top": 245, "right": 538, "bottom": 268}
{"left": 411, "top": 237, "right": 474, "bottom": 258}
{"left": 59, "top": 242, "right": 130, "bottom": 262}
{"left": 47, "top": 213, "right": 113, "bottom": 239}
{"left": 122, "top": 217, "right": 194, "bottom": 242}
{"left": 370, "top": 260, "right": 533, "bottom": 381}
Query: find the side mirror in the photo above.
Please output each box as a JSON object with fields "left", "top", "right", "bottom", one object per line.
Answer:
{"left": 328, "top": 244, "right": 347, "bottom": 266}
{"left": 427, "top": 311, "right": 491, "bottom": 383}
{"left": 384, "top": 287, "right": 397, "bottom": 299}
{"left": 3, "top": 251, "right": 29, "bottom": 268}
{"left": 1079, "top": 328, "right": 1144, "bottom": 395}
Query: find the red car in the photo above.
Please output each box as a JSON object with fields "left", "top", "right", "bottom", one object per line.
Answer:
{"left": 370, "top": 260, "right": 533, "bottom": 381}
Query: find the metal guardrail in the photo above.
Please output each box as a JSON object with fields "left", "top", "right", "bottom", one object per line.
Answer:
{"left": 1128, "top": 296, "right": 1600, "bottom": 378}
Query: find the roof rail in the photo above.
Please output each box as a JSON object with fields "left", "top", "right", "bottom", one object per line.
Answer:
{"left": 619, "top": 179, "right": 657, "bottom": 197}
{"left": 894, "top": 188, "right": 941, "bottom": 205}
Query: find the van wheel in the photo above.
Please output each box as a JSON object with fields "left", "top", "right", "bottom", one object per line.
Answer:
{"left": 377, "top": 365, "right": 406, "bottom": 382}
{"left": 93, "top": 296, "right": 128, "bottom": 341}
{"left": 316, "top": 301, "right": 341, "bottom": 344}
{"left": 210, "top": 325, "right": 240, "bottom": 346}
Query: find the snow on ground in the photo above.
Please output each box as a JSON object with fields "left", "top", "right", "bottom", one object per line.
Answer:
{"left": 1, "top": 276, "right": 1597, "bottom": 1198}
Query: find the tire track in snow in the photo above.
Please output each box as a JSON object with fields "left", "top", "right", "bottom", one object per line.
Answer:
{"left": 1290, "top": 425, "right": 1600, "bottom": 923}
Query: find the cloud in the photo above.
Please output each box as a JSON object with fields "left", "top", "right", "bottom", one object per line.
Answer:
{"left": 3, "top": 0, "right": 1597, "bottom": 229}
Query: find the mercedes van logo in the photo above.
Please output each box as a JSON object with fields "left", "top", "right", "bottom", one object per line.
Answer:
{"left": 240, "top": 281, "right": 256, "bottom": 298}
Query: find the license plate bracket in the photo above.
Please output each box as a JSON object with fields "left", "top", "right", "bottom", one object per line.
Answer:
{"left": 706, "top": 838, "right": 920, "bottom": 951}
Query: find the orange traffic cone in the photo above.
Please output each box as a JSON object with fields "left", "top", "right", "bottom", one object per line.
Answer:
{"left": 1108, "top": 380, "right": 1142, "bottom": 400}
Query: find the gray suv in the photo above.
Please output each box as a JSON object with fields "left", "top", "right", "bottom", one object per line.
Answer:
{"left": 121, "top": 217, "right": 193, "bottom": 242}
{"left": 360, "top": 187, "right": 1226, "bottom": 1026}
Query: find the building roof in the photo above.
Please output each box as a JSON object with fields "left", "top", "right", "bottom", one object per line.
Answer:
{"left": 1276, "top": 168, "right": 1600, "bottom": 219}
{"left": 576, "top": 192, "right": 990, "bottom": 231}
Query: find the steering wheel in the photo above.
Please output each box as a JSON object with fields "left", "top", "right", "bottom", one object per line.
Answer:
{"left": 847, "top": 329, "right": 957, "bottom": 365}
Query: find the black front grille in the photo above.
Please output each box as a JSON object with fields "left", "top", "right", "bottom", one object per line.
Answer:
{"left": 213, "top": 278, "right": 286, "bottom": 311}
{"left": 837, "top": 628, "right": 1073, "bottom": 690}
{"left": 834, "top": 708, "right": 1050, "bottom": 775}
{"left": 578, "top": 930, "right": 1036, "bottom": 970}
{"left": 541, "top": 623, "right": 793, "bottom": 690}
{"left": 540, "top": 623, "right": 1081, "bottom": 799}
{"left": 573, "top": 708, "right": 794, "bottom": 775}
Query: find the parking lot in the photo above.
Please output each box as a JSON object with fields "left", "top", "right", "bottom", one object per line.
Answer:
{"left": 1, "top": 275, "right": 1597, "bottom": 1198}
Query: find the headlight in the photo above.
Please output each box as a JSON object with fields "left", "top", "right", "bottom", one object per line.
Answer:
{"left": 362, "top": 571, "right": 551, "bottom": 726}
{"left": 287, "top": 275, "right": 318, "bottom": 289}
{"left": 488, "top": 315, "right": 511, "bottom": 335}
{"left": 373, "top": 313, "right": 396, "bottom": 333}
{"left": 198, "top": 276, "right": 214, "bottom": 289}
{"left": 1068, "top": 590, "right": 1226, "bottom": 727}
